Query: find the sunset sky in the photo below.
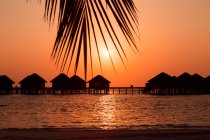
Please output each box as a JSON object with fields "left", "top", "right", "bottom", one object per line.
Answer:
{"left": 0, "top": 0, "right": 210, "bottom": 87}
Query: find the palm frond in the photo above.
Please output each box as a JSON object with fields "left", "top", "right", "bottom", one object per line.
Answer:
{"left": 44, "top": 0, "right": 139, "bottom": 80}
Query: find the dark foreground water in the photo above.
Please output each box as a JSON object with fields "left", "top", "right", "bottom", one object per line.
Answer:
{"left": 0, "top": 94, "right": 210, "bottom": 130}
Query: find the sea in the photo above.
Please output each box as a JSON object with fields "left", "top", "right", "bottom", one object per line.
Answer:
{"left": 0, "top": 93, "right": 210, "bottom": 130}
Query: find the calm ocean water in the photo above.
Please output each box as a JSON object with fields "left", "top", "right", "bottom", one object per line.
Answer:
{"left": 0, "top": 94, "right": 210, "bottom": 130}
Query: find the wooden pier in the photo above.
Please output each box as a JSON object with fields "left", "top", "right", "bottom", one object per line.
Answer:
{"left": 0, "top": 87, "right": 145, "bottom": 95}
{"left": 110, "top": 87, "right": 145, "bottom": 94}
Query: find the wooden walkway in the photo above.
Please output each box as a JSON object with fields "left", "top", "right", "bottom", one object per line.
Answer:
{"left": 110, "top": 87, "right": 145, "bottom": 94}
{"left": 0, "top": 87, "right": 145, "bottom": 95}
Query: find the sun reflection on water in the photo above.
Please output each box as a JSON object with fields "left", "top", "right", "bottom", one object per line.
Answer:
{"left": 95, "top": 95, "right": 117, "bottom": 129}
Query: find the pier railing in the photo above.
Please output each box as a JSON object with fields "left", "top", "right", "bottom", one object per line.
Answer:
{"left": 110, "top": 87, "right": 145, "bottom": 94}
{"left": 0, "top": 87, "right": 145, "bottom": 95}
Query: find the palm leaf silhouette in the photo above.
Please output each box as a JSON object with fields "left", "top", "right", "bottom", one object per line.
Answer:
{"left": 44, "top": 0, "right": 139, "bottom": 80}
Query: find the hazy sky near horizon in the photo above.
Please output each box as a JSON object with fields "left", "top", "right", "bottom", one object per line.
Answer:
{"left": 0, "top": 0, "right": 210, "bottom": 87}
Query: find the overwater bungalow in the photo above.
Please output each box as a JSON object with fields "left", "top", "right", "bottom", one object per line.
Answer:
{"left": 145, "top": 72, "right": 210, "bottom": 95}
{"left": 145, "top": 72, "right": 172, "bottom": 94}
{"left": 51, "top": 73, "right": 70, "bottom": 90}
{"left": 19, "top": 73, "right": 46, "bottom": 94}
{"left": 205, "top": 76, "right": 210, "bottom": 84}
{"left": 87, "top": 75, "right": 110, "bottom": 93}
{"left": 175, "top": 72, "right": 203, "bottom": 94}
{"left": 176, "top": 72, "right": 192, "bottom": 89}
{"left": 204, "top": 76, "right": 210, "bottom": 92}
{"left": 69, "top": 75, "right": 86, "bottom": 92}
{"left": 0, "top": 75, "right": 14, "bottom": 94}
{"left": 191, "top": 74, "right": 204, "bottom": 90}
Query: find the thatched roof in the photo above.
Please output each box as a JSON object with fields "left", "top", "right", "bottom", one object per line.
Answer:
{"left": 70, "top": 75, "right": 85, "bottom": 83}
{"left": 205, "top": 76, "right": 210, "bottom": 83}
{"left": 51, "top": 73, "right": 69, "bottom": 83}
{"left": 177, "top": 72, "right": 192, "bottom": 81}
{"left": 192, "top": 73, "right": 204, "bottom": 81}
{"left": 19, "top": 73, "right": 46, "bottom": 84}
{"left": 0, "top": 75, "right": 14, "bottom": 84}
{"left": 88, "top": 75, "right": 110, "bottom": 83}
{"left": 147, "top": 72, "right": 171, "bottom": 83}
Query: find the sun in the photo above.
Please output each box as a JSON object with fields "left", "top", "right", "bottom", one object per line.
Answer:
{"left": 103, "top": 50, "right": 110, "bottom": 58}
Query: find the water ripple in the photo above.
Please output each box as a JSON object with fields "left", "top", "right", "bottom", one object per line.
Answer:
{"left": 0, "top": 94, "right": 210, "bottom": 129}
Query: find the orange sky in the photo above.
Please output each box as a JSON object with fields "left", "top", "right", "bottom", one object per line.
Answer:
{"left": 0, "top": 0, "right": 210, "bottom": 87}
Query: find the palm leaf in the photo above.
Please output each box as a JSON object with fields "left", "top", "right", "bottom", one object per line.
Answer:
{"left": 44, "top": 0, "right": 139, "bottom": 80}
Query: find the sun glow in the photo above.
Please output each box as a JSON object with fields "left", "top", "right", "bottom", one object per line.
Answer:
{"left": 103, "top": 50, "right": 110, "bottom": 58}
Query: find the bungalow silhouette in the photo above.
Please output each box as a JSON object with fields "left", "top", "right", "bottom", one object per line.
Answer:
{"left": 191, "top": 73, "right": 204, "bottom": 89}
{"left": 176, "top": 72, "right": 192, "bottom": 89}
{"left": 0, "top": 75, "right": 14, "bottom": 94}
{"left": 69, "top": 75, "right": 86, "bottom": 90}
{"left": 51, "top": 73, "right": 70, "bottom": 90}
{"left": 87, "top": 75, "right": 110, "bottom": 93}
{"left": 145, "top": 72, "right": 210, "bottom": 94}
{"left": 19, "top": 73, "right": 46, "bottom": 94}
{"left": 204, "top": 76, "right": 210, "bottom": 91}
{"left": 145, "top": 72, "right": 173, "bottom": 93}
{"left": 146, "top": 72, "right": 172, "bottom": 89}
